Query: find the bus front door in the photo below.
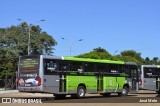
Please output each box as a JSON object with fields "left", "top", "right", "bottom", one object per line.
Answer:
{"left": 59, "top": 64, "right": 67, "bottom": 93}
{"left": 97, "top": 65, "right": 104, "bottom": 92}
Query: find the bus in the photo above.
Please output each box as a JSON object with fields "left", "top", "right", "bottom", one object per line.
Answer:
{"left": 139, "top": 65, "right": 160, "bottom": 93}
{"left": 18, "top": 55, "right": 139, "bottom": 98}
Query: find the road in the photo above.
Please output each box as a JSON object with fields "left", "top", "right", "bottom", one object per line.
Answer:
{"left": 0, "top": 90, "right": 160, "bottom": 106}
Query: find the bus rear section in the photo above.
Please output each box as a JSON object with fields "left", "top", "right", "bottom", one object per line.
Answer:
{"left": 140, "top": 65, "right": 160, "bottom": 93}
{"left": 18, "top": 55, "right": 43, "bottom": 92}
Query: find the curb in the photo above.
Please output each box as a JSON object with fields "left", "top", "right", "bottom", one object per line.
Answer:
{"left": 0, "top": 90, "right": 19, "bottom": 94}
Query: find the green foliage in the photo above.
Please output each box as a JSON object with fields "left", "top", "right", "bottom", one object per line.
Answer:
{"left": 77, "top": 47, "right": 160, "bottom": 65}
{"left": 0, "top": 22, "right": 57, "bottom": 78}
{"left": 0, "top": 48, "right": 18, "bottom": 78}
{"left": 144, "top": 57, "right": 160, "bottom": 65}
{"left": 77, "top": 47, "right": 112, "bottom": 59}
{"left": 120, "top": 50, "right": 144, "bottom": 64}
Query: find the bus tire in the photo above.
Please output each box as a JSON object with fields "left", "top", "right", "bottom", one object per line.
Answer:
{"left": 122, "top": 86, "right": 129, "bottom": 96}
{"left": 53, "top": 94, "right": 66, "bottom": 99}
{"left": 77, "top": 86, "right": 86, "bottom": 98}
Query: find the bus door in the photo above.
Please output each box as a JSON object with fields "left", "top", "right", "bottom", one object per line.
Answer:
{"left": 130, "top": 67, "right": 139, "bottom": 92}
{"left": 97, "top": 65, "right": 104, "bottom": 92}
{"left": 59, "top": 62, "right": 67, "bottom": 93}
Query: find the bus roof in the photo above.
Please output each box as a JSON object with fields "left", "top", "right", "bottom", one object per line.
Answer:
{"left": 63, "top": 56, "right": 125, "bottom": 64}
{"left": 20, "top": 55, "right": 138, "bottom": 65}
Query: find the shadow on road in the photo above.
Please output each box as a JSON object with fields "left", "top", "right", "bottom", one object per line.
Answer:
{"left": 156, "top": 94, "right": 160, "bottom": 97}
{"left": 17, "top": 94, "right": 159, "bottom": 103}
{"left": 136, "top": 93, "right": 157, "bottom": 94}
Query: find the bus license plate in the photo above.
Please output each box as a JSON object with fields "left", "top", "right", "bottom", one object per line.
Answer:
{"left": 25, "top": 84, "right": 31, "bottom": 86}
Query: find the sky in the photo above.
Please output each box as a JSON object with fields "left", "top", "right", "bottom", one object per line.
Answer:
{"left": 1, "top": 0, "right": 160, "bottom": 59}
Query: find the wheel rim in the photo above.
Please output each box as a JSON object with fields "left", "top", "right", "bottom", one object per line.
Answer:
{"left": 79, "top": 88, "right": 85, "bottom": 97}
{"left": 122, "top": 88, "right": 127, "bottom": 95}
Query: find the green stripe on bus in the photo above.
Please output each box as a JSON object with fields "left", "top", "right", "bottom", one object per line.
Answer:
{"left": 63, "top": 57, "right": 125, "bottom": 64}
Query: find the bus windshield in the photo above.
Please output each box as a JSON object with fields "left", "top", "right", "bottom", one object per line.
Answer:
{"left": 18, "top": 56, "right": 40, "bottom": 87}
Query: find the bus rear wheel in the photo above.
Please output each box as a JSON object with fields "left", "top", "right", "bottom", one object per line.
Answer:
{"left": 77, "top": 86, "right": 86, "bottom": 98}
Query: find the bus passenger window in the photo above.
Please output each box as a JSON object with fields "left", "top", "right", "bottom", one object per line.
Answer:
{"left": 44, "top": 60, "right": 58, "bottom": 75}
{"left": 144, "top": 68, "right": 156, "bottom": 78}
{"left": 70, "top": 62, "right": 83, "bottom": 73}
{"left": 109, "top": 65, "right": 119, "bottom": 73}
{"left": 84, "top": 63, "right": 94, "bottom": 72}
{"left": 61, "top": 65, "right": 67, "bottom": 70}
{"left": 119, "top": 65, "right": 127, "bottom": 74}
{"left": 59, "top": 63, "right": 68, "bottom": 71}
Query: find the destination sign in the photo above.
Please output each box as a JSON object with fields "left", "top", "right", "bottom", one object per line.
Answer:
{"left": 20, "top": 59, "right": 39, "bottom": 68}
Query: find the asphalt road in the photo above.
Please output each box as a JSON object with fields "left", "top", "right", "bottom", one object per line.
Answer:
{"left": 0, "top": 90, "right": 160, "bottom": 102}
{"left": 42, "top": 92, "right": 160, "bottom": 103}
{"left": 0, "top": 90, "right": 160, "bottom": 106}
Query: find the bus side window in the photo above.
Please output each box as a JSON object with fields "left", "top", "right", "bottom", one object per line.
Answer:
{"left": 69, "top": 62, "right": 83, "bottom": 74}
{"left": 59, "top": 61, "right": 68, "bottom": 71}
{"left": 44, "top": 60, "right": 58, "bottom": 75}
{"left": 144, "top": 68, "right": 154, "bottom": 78}
{"left": 119, "top": 65, "right": 125, "bottom": 73}
{"left": 108, "top": 64, "right": 119, "bottom": 73}
{"left": 155, "top": 68, "right": 160, "bottom": 76}
{"left": 119, "top": 65, "right": 130, "bottom": 76}
{"left": 84, "top": 62, "right": 95, "bottom": 72}
{"left": 61, "top": 65, "right": 67, "bottom": 71}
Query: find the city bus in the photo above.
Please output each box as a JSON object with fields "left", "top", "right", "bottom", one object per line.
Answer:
{"left": 18, "top": 55, "right": 139, "bottom": 98}
{"left": 139, "top": 65, "right": 160, "bottom": 93}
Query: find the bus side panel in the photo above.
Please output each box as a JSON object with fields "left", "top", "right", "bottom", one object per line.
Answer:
{"left": 43, "top": 75, "right": 59, "bottom": 93}
{"left": 103, "top": 77, "right": 117, "bottom": 92}
{"left": 117, "top": 77, "right": 125, "bottom": 89}
{"left": 66, "top": 76, "right": 97, "bottom": 93}
{"left": 143, "top": 78, "right": 156, "bottom": 90}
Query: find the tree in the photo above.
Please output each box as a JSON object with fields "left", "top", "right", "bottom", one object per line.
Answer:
{"left": 0, "top": 48, "right": 18, "bottom": 79}
{"left": 16, "top": 22, "right": 56, "bottom": 55}
{"left": 77, "top": 47, "right": 160, "bottom": 65}
{"left": 121, "top": 50, "right": 141, "bottom": 58}
{"left": 120, "top": 50, "right": 144, "bottom": 64}
{"left": 0, "top": 22, "right": 57, "bottom": 78}
{"left": 145, "top": 57, "right": 151, "bottom": 64}
{"left": 152, "top": 57, "right": 159, "bottom": 65}
{"left": 77, "top": 47, "right": 112, "bottom": 59}
{"left": 93, "top": 47, "right": 107, "bottom": 53}
{"left": 77, "top": 48, "right": 146, "bottom": 64}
